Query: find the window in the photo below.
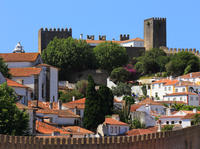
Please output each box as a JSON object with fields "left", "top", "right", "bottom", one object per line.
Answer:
{"left": 42, "top": 84, "right": 45, "bottom": 98}
{"left": 168, "top": 87, "right": 171, "bottom": 91}
{"left": 179, "top": 121, "right": 182, "bottom": 124}
{"left": 191, "top": 97, "right": 193, "bottom": 101}
{"left": 166, "top": 121, "right": 169, "bottom": 124}
{"left": 196, "top": 97, "right": 199, "bottom": 101}
{"left": 148, "top": 85, "right": 150, "bottom": 89}
{"left": 119, "top": 127, "right": 120, "bottom": 133}
{"left": 168, "top": 98, "right": 170, "bottom": 101}
{"left": 180, "top": 97, "right": 182, "bottom": 101}
{"left": 175, "top": 89, "right": 178, "bottom": 92}
{"left": 155, "top": 92, "right": 158, "bottom": 98}
{"left": 171, "top": 121, "right": 174, "bottom": 124}
{"left": 165, "top": 87, "right": 167, "bottom": 91}
{"left": 152, "top": 85, "right": 154, "bottom": 89}
{"left": 125, "top": 127, "right": 127, "bottom": 132}
{"left": 159, "top": 84, "right": 161, "bottom": 88}
{"left": 173, "top": 98, "right": 176, "bottom": 101}
{"left": 110, "top": 127, "right": 113, "bottom": 133}
{"left": 182, "top": 88, "right": 186, "bottom": 92}
{"left": 115, "top": 127, "right": 117, "bottom": 133}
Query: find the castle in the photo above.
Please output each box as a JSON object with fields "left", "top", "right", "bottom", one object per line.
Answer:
{"left": 38, "top": 17, "right": 167, "bottom": 54}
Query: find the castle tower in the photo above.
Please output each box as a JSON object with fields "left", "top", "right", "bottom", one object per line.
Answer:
{"left": 38, "top": 27, "right": 72, "bottom": 54}
{"left": 144, "top": 17, "right": 166, "bottom": 50}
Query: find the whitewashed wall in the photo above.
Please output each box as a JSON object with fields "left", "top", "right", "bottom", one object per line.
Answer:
{"left": 50, "top": 67, "right": 58, "bottom": 102}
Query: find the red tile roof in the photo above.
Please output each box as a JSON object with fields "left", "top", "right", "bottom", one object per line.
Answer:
{"left": 175, "top": 81, "right": 198, "bottom": 86}
{"left": 114, "top": 98, "right": 123, "bottom": 103}
{"left": 126, "top": 127, "right": 157, "bottom": 136}
{"left": 36, "top": 63, "right": 59, "bottom": 70}
{"left": 182, "top": 113, "right": 199, "bottom": 119}
{"left": 86, "top": 38, "right": 144, "bottom": 45}
{"left": 130, "top": 104, "right": 142, "bottom": 112}
{"left": 6, "top": 79, "right": 29, "bottom": 88}
{"left": 62, "top": 98, "right": 86, "bottom": 109}
{"left": 16, "top": 102, "right": 29, "bottom": 110}
{"left": 163, "top": 80, "right": 179, "bottom": 86}
{"left": 36, "top": 120, "right": 69, "bottom": 134}
{"left": 152, "top": 79, "right": 170, "bottom": 84}
{"left": 156, "top": 101, "right": 187, "bottom": 104}
{"left": 36, "top": 109, "right": 80, "bottom": 118}
{"left": 137, "top": 98, "right": 163, "bottom": 105}
{"left": 104, "top": 118, "right": 129, "bottom": 126}
{"left": 0, "top": 53, "right": 40, "bottom": 62}
{"left": 62, "top": 126, "right": 94, "bottom": 135}
{"left": 164, "top": 92, "right": 198, "bottom": 96}
{"left": 9, "top": 67, "right": 42, "bottom": 77}
{"left": 180, "top": 72, "right": 200, "bottom": 79}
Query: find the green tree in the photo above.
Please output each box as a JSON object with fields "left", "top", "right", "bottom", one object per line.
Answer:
{"left": 83, "top": 76, "right": 99, "bottom": 131}
{"left": 191, "top": 114, "right": 200, "bottom": 125}
{"left": 141, "top": 84, "right": 147, "bottom": 97}
{"left": 97, "top": 86, "right": 114, "bottom": 119}
{"left": 131, "top": 119, "right": 145, "bottom": 129}
{"left": 110, "top": 67, "right": 130, "bottom": 83}
{"left": 0, "top": 83, "right": 29, "bottom": 135}
{"left": 75, "top": 80, "right": 88, "bottom": 96}
{"left": 42, "top": 37, "right": 96, "bottom": 79}
{"left": 135, "top": 48, "right": 169, "bottom": 75}
{"left": 112, "top": 82, "right": 132, "bottom": 96}
{"left": 94, "top": 42, "right": 128, "bottom": 72}
{"left": 162, "top": 125, "right": 174, "bottom": 131}
{"left": 59, "top": 90, "right": 84, "bottom": 103}
{"left": 0, "top": 57, "right": 11, "bottom": 78}
{"left": 166, "top": 52, "right": 200, "bottom": 76}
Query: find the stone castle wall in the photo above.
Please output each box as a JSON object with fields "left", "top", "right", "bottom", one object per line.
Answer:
{"left": 0, "top": 125, "right": 200, "bottom": 149}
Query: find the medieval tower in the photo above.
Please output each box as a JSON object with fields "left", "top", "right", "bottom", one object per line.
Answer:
{"left": 38, "top": 28, "right": 72, "bottom": 54}
{"left": 144, "top": 17, "right": 166, "bottom": 50}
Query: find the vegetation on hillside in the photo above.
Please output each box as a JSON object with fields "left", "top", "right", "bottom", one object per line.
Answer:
{"left": 0, "top": 57, "right": 11, "bottom": 78}
{"left": 0, "top": 83, "right": 29, "bottom": 135}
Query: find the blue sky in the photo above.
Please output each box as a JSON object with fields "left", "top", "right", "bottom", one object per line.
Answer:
{"left": 0, "top": 0, "right": 199, "bottom": 53}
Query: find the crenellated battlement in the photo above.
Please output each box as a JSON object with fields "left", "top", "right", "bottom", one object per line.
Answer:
{"left": 38, "top": 27, "right": 72, "bottom": 53}
{"left": 0, "top": 125, "right": 200, "bottom": 149}
{"left": 163, "top": 47, "right": 200, "bottom": 57}
{"left": 39, "top": 27, "right": 72, "bottom": 33}
{"left": 152, "top": 17, "right": 166, "bottom": 21}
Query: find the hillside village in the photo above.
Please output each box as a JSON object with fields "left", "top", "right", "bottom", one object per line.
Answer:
{"left": 1, "top": 17, "right": 200, "bottom": 139}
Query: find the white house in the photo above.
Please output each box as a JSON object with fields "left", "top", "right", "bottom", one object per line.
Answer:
{"left": 0, "top": 50, "right": 59, "bottom": 102}
{"left": 86, "top": 37, "right": 144, "bottom": 47}
{"left": 6, "top": 79, "right": 30, "bottom": 106}
{"left": 179, "top": 72, "right": 200, "bottom": 85}
{"left": 148, "top": 78, "right": 200, "bottom": 106}
{"left": 159, "top": 109, "right": 199, "bottom": 128}
{"left": 97, "top": 117, "right": 129, "bottom": 136}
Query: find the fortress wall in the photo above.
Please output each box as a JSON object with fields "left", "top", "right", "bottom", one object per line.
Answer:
{"left": 0, "top": 125, "right": 200, "bottom": 149}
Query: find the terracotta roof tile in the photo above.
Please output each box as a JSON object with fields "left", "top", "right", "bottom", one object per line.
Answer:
{"left": 137, "top": 98, "right": 163, "bottom": 106}
{"left": 62, "top": 126, "right": 94, "bottom": 134}
{"left": 152, "top": 79, "right": 170, "bottom": 84}
{"left": 126, "top": 127, "right": 157, "bottom": 136}
{"left": 104, "top": 118, "right": 129, "bottom": 126}
{"left": 182, "top": 113, "right": 199, "bottom": 119}
{"left": 9, "top": 67, "right": 42, "bottom": 77}
{"left": 16, "top": 102, "right": 29, "bottom": 110}
{"left": 36, "top": 63, "right": 59, "bottom": 70}
{"left": 164, "top": 92, "right": 198, "bottom": 96}
{"left": 130, "top": 104, "right": 142, "bottom": 112}
{"left": 6, "top": 79, "right": 29, "bottom": 88}
{"left": 0, "top": 53, "right": 40, "bottom": 62}
{"left": 163, "top": 80, "right": 179, "bottom": 86}
{"left": 175, "top": 81, "right": 199, "bottom": 86}
{"left": 86, "top": 38, "right": 144, "bottom": 45}
{"left": 62, "top": 98, "right": 86, "bottom": 109}
{"left": 156, "top": 101, "right": 187, "bottom": 104}
{"left": 36, "top": 120, "right": 69, "bottom": 134}
{"left": 180, "top": 72, "right": 200, "bottom": 79}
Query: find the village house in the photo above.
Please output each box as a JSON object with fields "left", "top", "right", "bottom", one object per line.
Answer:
{"left": 97, "top": 115, "right": 129, "bottom": 136}
{"left": 0, "top": 42, "right": 59, "bottom": 103}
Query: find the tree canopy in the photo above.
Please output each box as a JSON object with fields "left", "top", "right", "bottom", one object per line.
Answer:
{"left": 110, "top": 67, "right": 130, "bottom": 83}
{"left": 0, "top": 57, "right": 11, "bottom": 78}
{"left": 94, "top": 42, "right": 128, "bottom": 72}
{"left": 0, "top": 83, "right": 29, "bottom": 135}
{"left": 83, "top": 76, "right": 113, "bottom": 131}
{"left": 112, "top": 82, "right": 132, "bottom": 97}
{"left": 166, "top": 52, "right": 200, "bottom": 76}
{"left": 41, "top": 37, "right": 96, "bottom": 79}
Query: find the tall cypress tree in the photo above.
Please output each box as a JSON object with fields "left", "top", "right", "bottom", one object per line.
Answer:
{"left": 83, "top": 76, "right": 99, "bottom": 131}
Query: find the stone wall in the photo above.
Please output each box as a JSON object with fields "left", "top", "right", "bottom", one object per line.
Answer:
{"left": 0, "top": 125, "right": 200, "bottom": 149}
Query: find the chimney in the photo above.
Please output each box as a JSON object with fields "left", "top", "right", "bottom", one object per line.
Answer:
{"left": 111, "top": 114, "right": 120, "bottom": 121}
{"left": 169, "top": 76, "right": 172, "bottom": 80}
{"left": 49, "top": 102, "right": 53, "bottom": 109}
{"left": 72, "top": 96, "right": 75, "bottom": 101}
{"left": 145, "top": 104, "right": 151, "bottom": 114}
{"left": 190, "top": 73, "right": 192, "bottom": 78}
{"left": 80, "top": 34, "right": 83, "bottom": 40}
{"left": 78, "top": 127, "right": 80, "bottom": 133}
{"left": 157, "top": 120, "right": 162, "bottom": 132}
{"left": 193, "top": 108, "right": 197, "bottom": 113}
{"left": 58, "top": 100, "right": 62, "bottom": 110}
